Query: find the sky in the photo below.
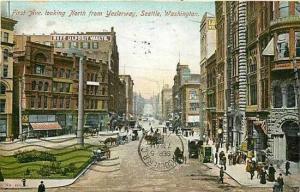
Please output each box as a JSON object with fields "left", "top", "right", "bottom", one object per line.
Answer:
{"left": 3, "top": 1, "right": 215, "bottom": 99}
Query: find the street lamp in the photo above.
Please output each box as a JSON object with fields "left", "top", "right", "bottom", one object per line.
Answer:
{"left": 217, "top": 128, "right": 223, "bottom": 151}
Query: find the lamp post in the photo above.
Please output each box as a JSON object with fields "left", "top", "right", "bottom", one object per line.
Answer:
{"left": 217, "top": 128, "right": 223, "bottom": 152}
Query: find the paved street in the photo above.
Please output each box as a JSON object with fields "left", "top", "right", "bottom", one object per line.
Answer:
{"left": 2, "top": 121, "right": 279, "bottom": 192}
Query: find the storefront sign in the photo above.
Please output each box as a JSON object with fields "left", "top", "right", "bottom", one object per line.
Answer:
{"left": 51, "top": 35, "right": 111, "bottom": 41}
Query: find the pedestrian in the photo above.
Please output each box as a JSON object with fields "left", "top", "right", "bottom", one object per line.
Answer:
{"left": 38, "top": 181, "right": 45, "bottom": 192}
{"left": 222, "top": 156, "right": 227, "bottom": 170}
{"left": 232, "top": 153, "right": 236, "bottom": 165}
{"left": 219, "top": 167, "right": 224, "bottom": 184}
{"left": 184, "top": 156, "right": 187, "bottom": 164}
{"left": 285, "top": 161, "right": 290, "bottom": 176}
{"left": 228, "top": 152, "right": 233, "bottom": 165}
{"left": 268, "top": 164, "right": 276, "bottom": 182}
{"left": 22, "top": 178, "right": 26, "bottom": 187}
{"left": 273, "top": 181, "right": 281, "bottom": 192}
{"left": 225, "top": 143, "right": 229, "bottom": 153}
{"left": 260, "top": 168, "right": 267, "bottom": 184}
{"left": 215, "top": 152, "right": 218, "bottom": 165}
{"left": 277, "top": 173, "right": 284, "bottom": 192}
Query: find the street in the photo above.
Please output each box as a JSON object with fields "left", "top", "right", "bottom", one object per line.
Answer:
{"left": 3, "top": 121, "right": 274, "bottom": 192}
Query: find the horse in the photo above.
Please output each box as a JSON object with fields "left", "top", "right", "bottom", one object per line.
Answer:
{"left": 104, "top": 137, "right": 117, "bottom": 146}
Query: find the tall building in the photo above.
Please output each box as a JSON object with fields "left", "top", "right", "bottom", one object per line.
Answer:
{"left": 13, "top": 40, "right": 109, "bottom": 138}
{"left": 14, "top": 27, "right": 121, "bottom": 116}
{"left": 212, "top": 1, "right": 300, "bottom": 163}
{"left": 133, "top": 92, "right": 145, "bottom": 118}
{"left": 200, "top": 12, "right": 216, "bottom": 141}
{"left": 119, "top": 75, "right": 134, "bottom": 120}
{"left": 161, "top": 84, "right": 173, "bottom": 121}
{"left": 0, "top": 16, "right": 17, "bottom": 141}
{"left": 206, "top": 53, "right": 217, "bottom": 141}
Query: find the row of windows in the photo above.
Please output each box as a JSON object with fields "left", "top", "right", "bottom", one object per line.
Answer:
{"left": 55, "top": 41, "right": 99, "bottom": 49}
{"left": 85, "top": 99, "right": 98, "bottom": 109}
{"left": 53, "top": 68, "right": 72, "bottom": 79}
{"left": 53, "top": 82, "right": 71, "bottom": 93}
{"left": 189, "top": 102, "right": 200, "bottom": 112}
{"left": 32, "top": 81, "right": 49, "bottom": 91}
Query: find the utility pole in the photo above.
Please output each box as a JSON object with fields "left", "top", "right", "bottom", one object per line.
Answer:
{"left": 77, "top": 56, "right": 85, "bottom": 146}
{"left": 18, "top": 77, "right": 23, "bottom": 140}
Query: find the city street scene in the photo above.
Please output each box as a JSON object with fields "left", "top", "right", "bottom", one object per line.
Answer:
{"left": 0, "top": 1, "right": 300, "bottom": 192}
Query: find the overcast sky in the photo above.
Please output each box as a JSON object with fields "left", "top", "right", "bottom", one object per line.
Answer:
{"left": 5, "top": 1, "right": 215, "bottom": 99}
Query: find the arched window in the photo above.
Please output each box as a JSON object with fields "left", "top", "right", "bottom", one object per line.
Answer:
{"left": 287, "top": 84, "right": 296, "bottom": 107}
{"left": 59, "top": 69, "right": 65, "bottom": 78}
{"left": 32, "top": 81, "right": 36, "bottom": 90}
{"left": 0, "top": 83, "right": 6, "bottom": 94}
{"left": 38, "top": 81, "right": 43, "bottom": 91}
{"left": 273, "top": 85, "right": 283, "bottom": 108}
{"left": 44, "top": 82, "right": 49, "bottom": 91}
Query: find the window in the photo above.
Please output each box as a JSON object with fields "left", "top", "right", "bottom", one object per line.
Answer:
{"left": 273, "top": 85, "right": 283, "bottom": 108}
{"left": 296, "top": 2, "right": 300, "bottom": 16}
{"left": 38, "top": 81, "right": 43, "bottom": 91}
{"left": 279, "top": 1, "right": 289, "bottom": 17}
{"left": 93, "top": 42, "right": 98, "bottom": 49}
{"left": 0, "top": 99, "right": 5, "bottom": 112}
{"left": 102, "top": 87, "right": 106, "bottom": 95}
{"left": 69, "top": 42, "right": 78, "bottom": 48}
{"left": 65, "top": 84, "right": 70, "bottom": 92}
{"left": 44, "top": 82, "right": 49, "bottom": 91}
{"left": 53, "top": 68, "right": 57, "bottom": 77}
{"left": 60, "top": 97, "right": 64, "bottom": 108}
{"left": 189, "top": 90, "right": 198, "bottom": 100}
{"left": 3, "top": 65, "right": 8, "bottom": 77}
{"left": 190, "top": 102, "right": 199, "bottom": 111}
{"left": 3, "top": 32, "right": 9, "bottom": 43}
{"left": 66, "top": 98, "right": 70, "bottom": 108}
{"left": 59, "top": 68, "right": 65, "bottom": 78}
{"left": 44, "top": 96, "right": 48, "bottom": 108}
{"left": 52, "top": 82, "right": 57, "bottom": 92}
{"left": 82, "top": 42, "right": 90, "bottom": 49}
{"left": 0, "top": 84, "right": 5, "bottom": 94}
{"left": 3, "top": 49, "right": 8, "bottom": 61}
{"left": 287, "top": 85, "right": 296, "bottom": 108}
{"left": 32, "top": 81, "right": 36, "bottom": 90}
{"left": 53, "top": 97, "right": 57, "bottom": 108}
{"left": 35, "top": 64, "right": 45, "bottom": 75}
{"left": 249, "top": 58, "right": 257, "bottom": 73}
{"left": 38, "top": 96, "right": 42, "bottom": 108}
{"left": 296, "top": 32, "right": 300, "bottom": 57}
{"left": 277, "top": 33, "right": 289, "bottom": 59}
{"left": 66, "top": 69, "right": 71, "bottom": 78}
{"left": 55, "top": 42, "right": 64, "bottom": 48}
{"left": 59, "top": 83, "right": 64, "bottom": 92}
{"left": 30, "top": 97, "right": 35, "bottom": 108}
{"left": 249, "top": 83, "right": 257, "bottom": 105}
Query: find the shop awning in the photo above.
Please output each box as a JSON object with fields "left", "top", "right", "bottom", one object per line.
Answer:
{"left": 253, "top": 120, "right": 267, "bottom": 135}
{"left": 30, "top": 122, "right": 62, "bottom": 131}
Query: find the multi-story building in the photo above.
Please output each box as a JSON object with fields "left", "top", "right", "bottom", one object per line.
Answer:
{"left": 14, "top": 27, "right": 121, "bottom": 116}
{"left": 13, "top": 39, "right": 109, "bottom": 138}
{"left": 161, "top": 84, "right": 173, "bottom": 121}
{"left": 133, "top": 92, "right": 145, "bottom": 118}
{"left": 200, "top": 12, "right": 216, "bottom": 141}
{"left": 116, "top": 78, "right": 126, "bottom": 119}
{"left": 206, "top": 53, "right": 217, "bottom": 141}
{"left": 180, "top": 75, "right": 200, "bottom": 129}
{"left": 119, "top": 75, "right": 134, "bottom": 120}
{"left": 0, "top": 16, "right": 17, "bottom": 141}
{"left": 211, "top": 1, "right": 300, "bottom": 163}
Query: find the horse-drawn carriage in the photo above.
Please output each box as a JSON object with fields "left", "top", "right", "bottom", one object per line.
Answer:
{"left": 144, "top": 132, "right": 164, "bottom": 145}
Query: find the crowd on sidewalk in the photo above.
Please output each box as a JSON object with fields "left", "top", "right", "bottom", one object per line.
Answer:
{"left": 213, "top": 144, "right": 293, "bottom": 192}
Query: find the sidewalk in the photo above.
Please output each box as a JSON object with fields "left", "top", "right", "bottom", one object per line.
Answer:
{"left": 204, "top": 143, "right": 300, "bottom": 189}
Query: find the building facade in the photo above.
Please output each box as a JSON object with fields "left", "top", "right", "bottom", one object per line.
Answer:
{"left": 13, "top": 40, "right": 110, "bottom": 138}
{"left": 161, "top": 84, "right": 173, "bottom": 121}
{"left": 119, "top": 75, "right": 134, "bottom": 120}
{"left": 14, "top": 27, "right": 121, "bottom": 116}
{"left": 200, "top": 12, "right": 216, "bottom": 141}
{"left": 210, "top": 1, "right": 300, "bottom": 163}
{"left": 0, "top": 17, "right": 17, "bottom": 141}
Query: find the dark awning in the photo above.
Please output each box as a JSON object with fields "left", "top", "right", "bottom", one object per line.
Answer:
{"left": 30, "top": 122, "right": 62, "bottom": 131}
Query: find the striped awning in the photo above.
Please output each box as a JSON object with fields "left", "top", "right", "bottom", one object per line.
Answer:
{"left": 30, "top": 122, "right": 62, "bottom": 131}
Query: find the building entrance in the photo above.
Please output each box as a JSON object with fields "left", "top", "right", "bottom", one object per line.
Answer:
{"left": 281, "top": 121, "right": 300, "bottom": 162}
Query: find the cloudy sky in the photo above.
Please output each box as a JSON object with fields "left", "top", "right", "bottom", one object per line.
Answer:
{"left": 4, "top": 1, "right": 215, "bottom": 99}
